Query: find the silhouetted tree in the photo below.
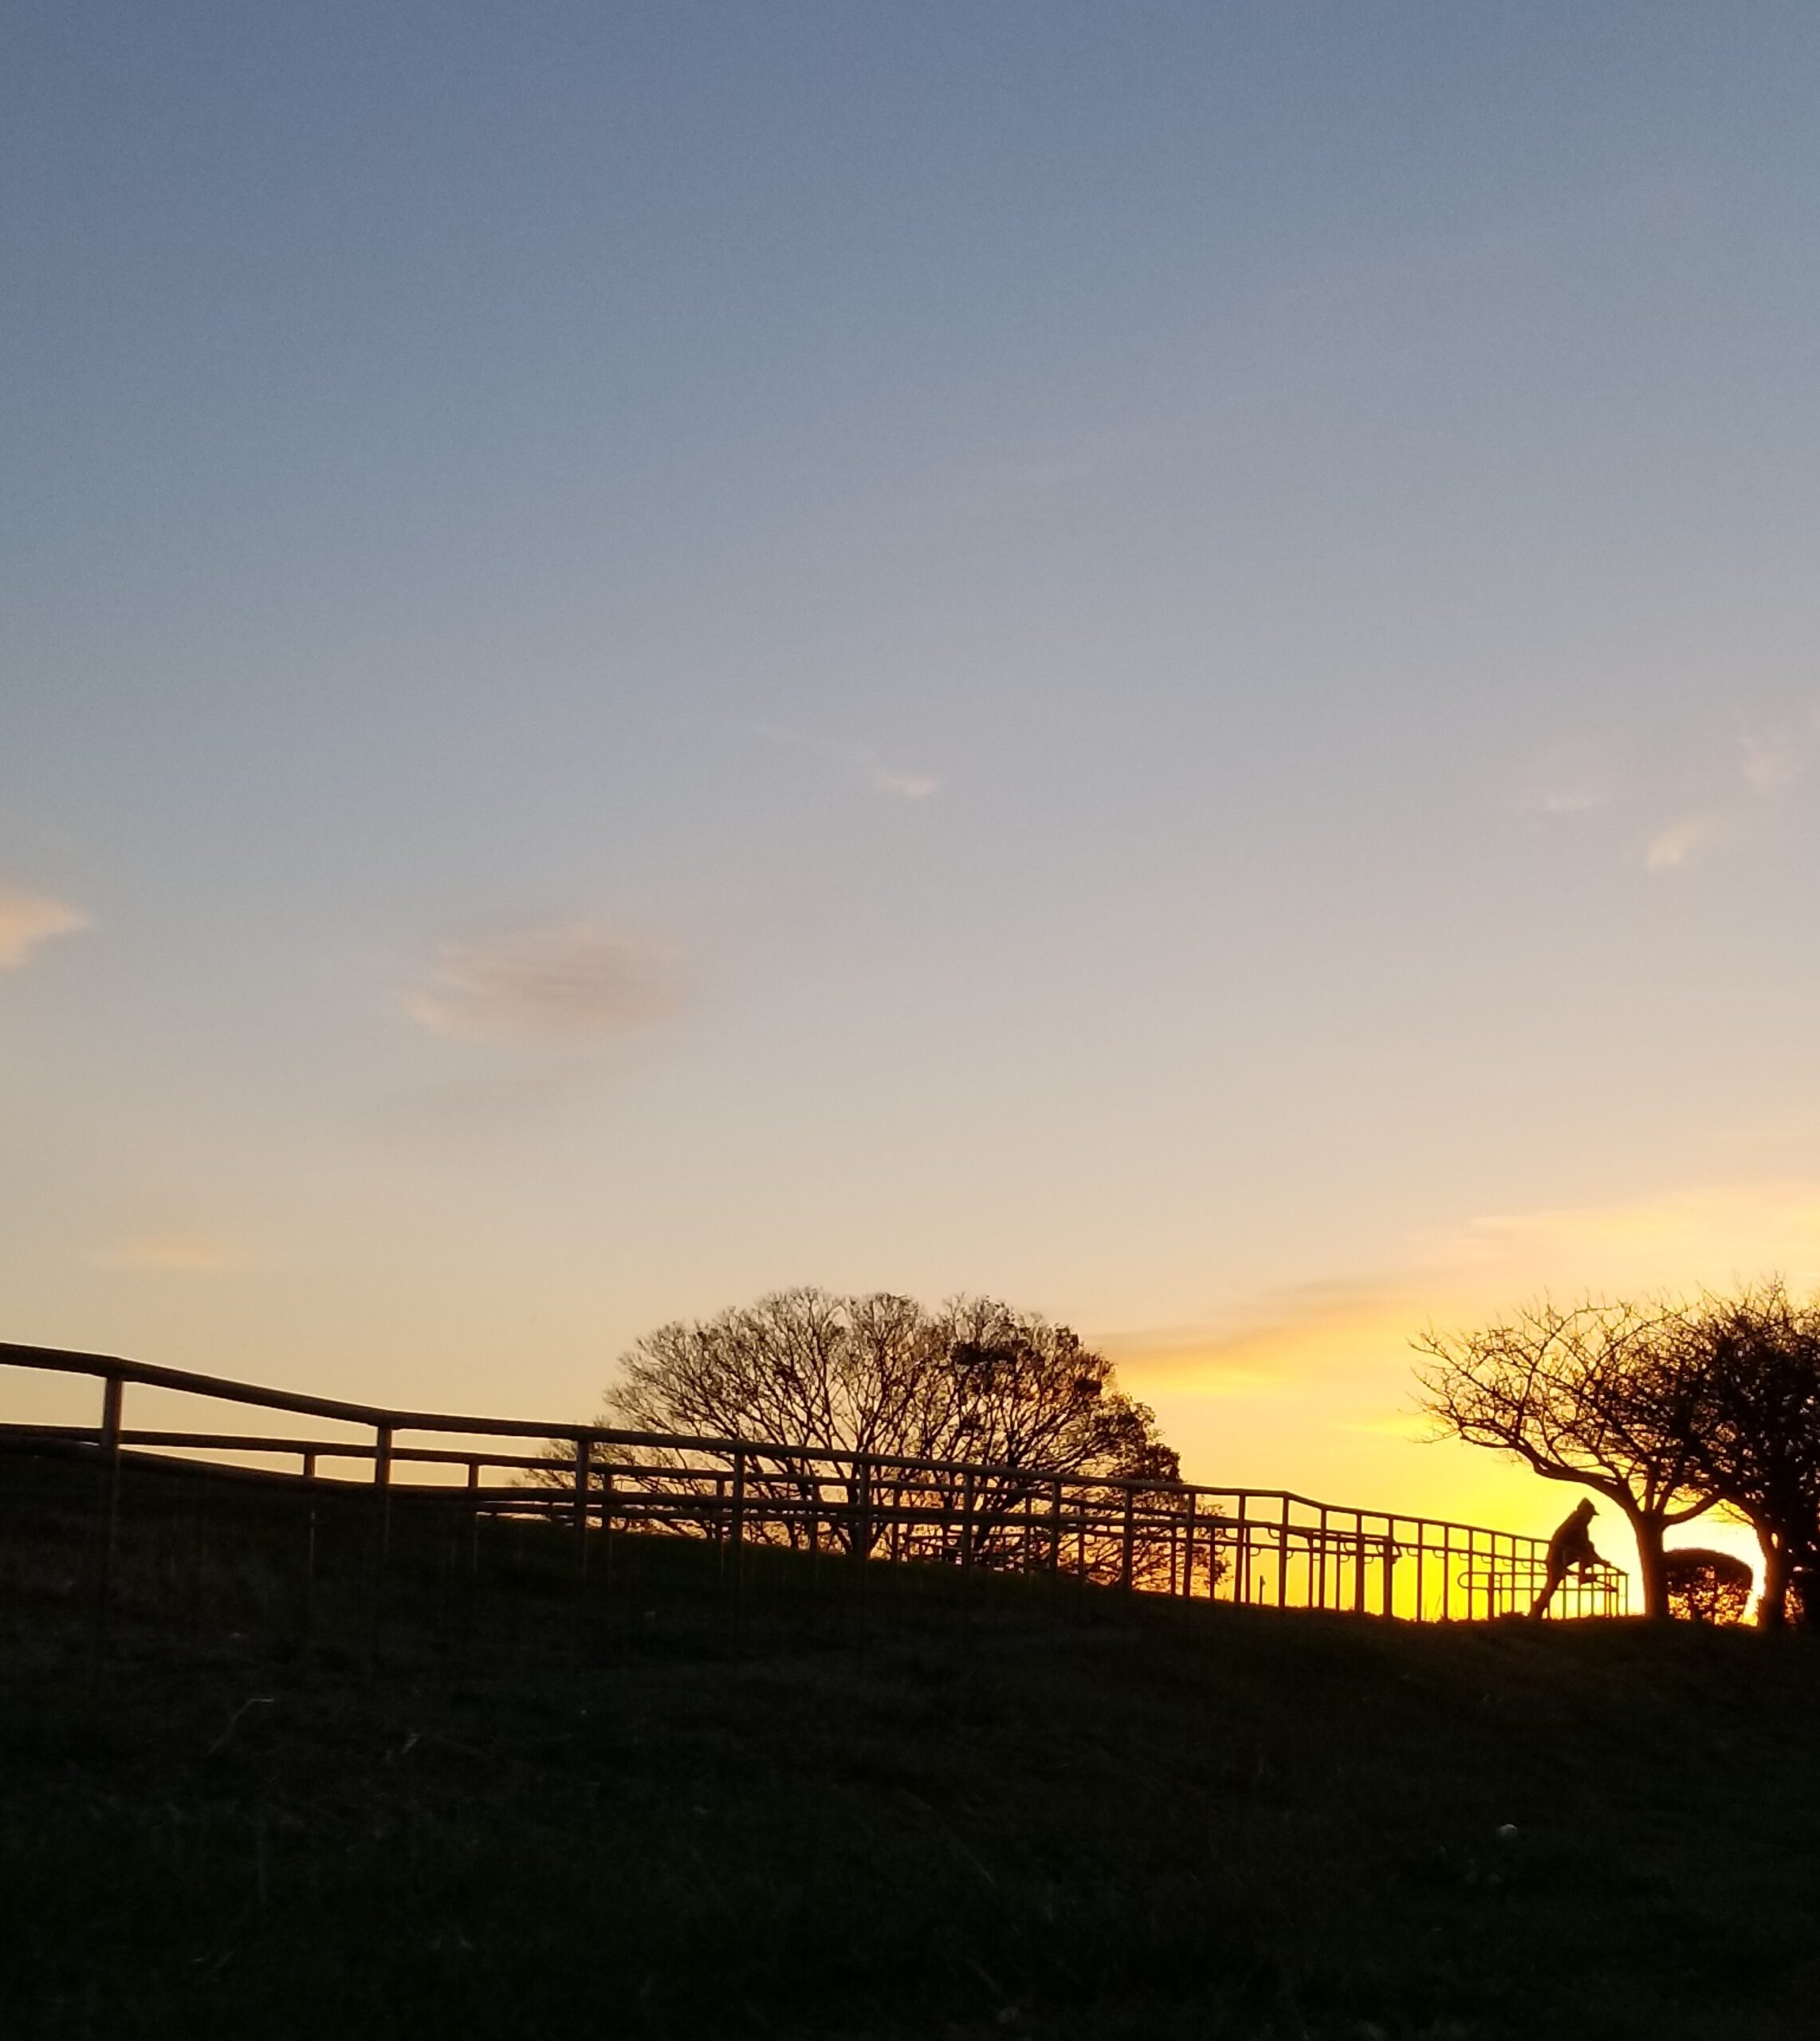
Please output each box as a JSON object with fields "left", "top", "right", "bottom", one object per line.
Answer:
{"left": 1663, "top": 1546, "right": 1754, "bottom": 1626}
{"left": 1673, "top": 1283, "right": 1820, "bottom": 1630}
{"left": 596, "top": 1288, "right": 1178, "bottom": 1563}
{"left": 1414, "top": 1298, "right": 1713, "bottom": 1618}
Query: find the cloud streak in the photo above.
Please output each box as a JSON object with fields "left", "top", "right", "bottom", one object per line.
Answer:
{"left": 1643, "top": 812, "right": 1722, "bottom": 873}
{"left": 749, "top": 723, "right": 941, "bottom": 802}
{"left": 0, "top": 884, "right": 88, "bottom": 967}
{"left": 96, "top": 1233, "right": 249, "bottom": 1272}
{"left": 406, "top": 922, "right": 685, "bottom": 1046}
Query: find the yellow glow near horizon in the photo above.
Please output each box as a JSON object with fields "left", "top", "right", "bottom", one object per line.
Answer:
{"left": 1105, "top": 1179, "right": 1820, "bottom": 1610}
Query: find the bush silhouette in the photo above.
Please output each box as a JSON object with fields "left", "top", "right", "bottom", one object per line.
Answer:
{"left": 1664, "top": 1547, "right": 1753, "bottom": 1626}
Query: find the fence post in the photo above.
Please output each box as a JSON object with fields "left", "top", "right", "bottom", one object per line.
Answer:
{"left": 1183, "top": 1490, "right": 1197, "bottom": 1598}
{"left": 88, "top": 1374, "right": 124, "bottom": 1681}
{"left": 572, "top": 1436, "right": 591, "bottom": 1582}
{"left": 853, "top": 1455, "right": 871, "bottom": 1565}
{"left": 961, "top": 1469, "right": 975, "bottom": 1575}
{"left": 368, "top": 1425, "right": 394, "bottom": 1666}
{"left": 1119, "top": 1485, "right": 1135, "bottom": 1593}
{"left": 1049, "top": 1478, "right": 1063, "bottom": 1575}
{"left": 729, "top": 1447, "right": 747, "bottom": 1589}
{"left": 1235, "top": 1493, "right": 1248, "bottom": 1605}
{"left": 301, "top": 1449, "right": 318, "bottom": 1637}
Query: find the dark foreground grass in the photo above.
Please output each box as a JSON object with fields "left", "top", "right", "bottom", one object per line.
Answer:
{"left": 4, "top": 1471, "right": 1819, "bottom": 2039}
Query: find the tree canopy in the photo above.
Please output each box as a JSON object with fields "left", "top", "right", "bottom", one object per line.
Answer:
{"left": 597, "top": 1288, "right": 1178, "bottom": 1562}
{"left": 1674, "top": 1282, "right": 1820, "bottom": 1629}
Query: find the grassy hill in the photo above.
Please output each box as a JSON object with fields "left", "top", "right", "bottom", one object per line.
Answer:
{"left": 3, "top": 1450, "right": 1818, "bottom": 2040}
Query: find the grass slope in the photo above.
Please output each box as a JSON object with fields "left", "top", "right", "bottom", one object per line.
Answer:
{"left": 3, "top": 1468, "right": 1818, "bottom": 2040}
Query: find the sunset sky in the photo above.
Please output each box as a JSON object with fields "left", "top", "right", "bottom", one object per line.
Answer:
{"left": 7, "top": 3, "right": 1820, "bottom": 1572}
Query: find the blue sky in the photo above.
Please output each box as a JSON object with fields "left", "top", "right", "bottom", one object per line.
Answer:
{"left": 6, "top": 2, "right": 1820, "bottom": 1546}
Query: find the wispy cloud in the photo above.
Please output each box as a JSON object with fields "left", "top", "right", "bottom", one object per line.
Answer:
{"left": 95, "top": 1233, "right": 249, "bottom": 1272}
{"left": 871, "top": 767, "right": 941, "bottom": 800}
{"left": 750, "top": 723, "right": 941, "bottom": 802}
{"left": 1740, "top": 729, "right": 1803, "bottom": 795}
{"left": 405, "top": 922, "right": 686, "bottom": 1046}
{"left": 1643, "top": 812, "right": 1722, "bottom": 873}
{"left": 0, "top": 884, "right": 88, "bottom": 968}
{"left": 1535, "top": 785, "right": 1611, "bottom": 815}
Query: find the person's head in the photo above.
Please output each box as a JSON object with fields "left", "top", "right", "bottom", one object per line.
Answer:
{"left": 1575, "top": 1500, "right": 1597, "bottom": 1520}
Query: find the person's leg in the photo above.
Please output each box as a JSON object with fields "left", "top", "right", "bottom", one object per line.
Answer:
{"left": 1531, "top": 1563, "right": 1563, "bottom": 1617}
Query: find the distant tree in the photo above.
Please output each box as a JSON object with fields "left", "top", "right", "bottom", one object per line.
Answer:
{"left": 1663, "top": 1547, "right": 1755, "bottom": 1626}
{"left": 1413, "top": 1298, "right": 1714, "bottom": 1618}
{"left": 1673, "top": 1283, "right": 1820, "bottom": 1630}
{"left": 596, "top": 1288, "right": 1179, "bottom": 1565}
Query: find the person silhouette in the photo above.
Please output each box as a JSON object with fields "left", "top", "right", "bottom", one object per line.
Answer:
{"left": 1531, "top": 1498, "right": 1603, "bottom": 1616}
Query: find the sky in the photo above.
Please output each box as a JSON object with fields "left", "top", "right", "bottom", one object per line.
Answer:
{"left": 6, "top": 2, "right": 1820, "bottom": 1581}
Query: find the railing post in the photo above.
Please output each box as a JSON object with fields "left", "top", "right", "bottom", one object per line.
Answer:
{"left": 1049, "top": 1477, "right": 1063, "bottom": 1575}
{"left": 1236, "top": 1493, "right": 1249, "bottom": 1605}
{"left": 1119, "top": 1484, "right": 1135, "bottom": 1593}
{"left": 1183, "top": 1490, "right": 1197, "bottom": 1598}
{"left": 729, "top": 1447, "right": 747, "bottom": 1587}
{"left": 1353, "top": 1516, "right": 1366, "bottom": 1614}
{"left": 961, "top": 1469, "right": 975, "bottom": 1575}
{"left": 572, "top": 1435, "right": 591, "bottom": 1581}
{"left": 373, "top": 1426, "right": 394, "bottom": 1551}
{"left": 852, "top": 1454, "right": 870, "bottom": 1564}
{"left": 301, "top": 1449, "right": 319, "bottom": 1635}
{"left": 368, "top": 1424, "right": 394, "bottom": 1666}
{"left": 88, "top": 1374, "right": 124, "bottom": 1681}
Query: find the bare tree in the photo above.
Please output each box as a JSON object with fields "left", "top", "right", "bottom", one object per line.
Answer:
{"left": 596, "top": 1288, "right": 1177, "bottom": 1562}
{"left": 1675, "top": 1282, "right": 1820, "bottom": 1630}
{"left": 1413, "top": 1297, "right": 1713, "bottom": 1618}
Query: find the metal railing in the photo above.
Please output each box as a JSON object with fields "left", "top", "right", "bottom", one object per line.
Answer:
{"left": 0, "top": 1340, "right": 1627, "bottom": 1643}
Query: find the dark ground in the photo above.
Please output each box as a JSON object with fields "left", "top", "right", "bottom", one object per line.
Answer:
{"left": 3, "top": 1454, "right": 1818, "bottom": 2040}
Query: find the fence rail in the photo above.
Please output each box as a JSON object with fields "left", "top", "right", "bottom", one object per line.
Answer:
{"left": 0, "top": 1340, "right": 1626, "bottom": 1637}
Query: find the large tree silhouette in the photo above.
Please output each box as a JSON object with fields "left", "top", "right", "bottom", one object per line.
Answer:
{"left": 600, "top": 1287, "right": 1177, "bottom": 1560}
{"left": 1676, "top": 1283, "right": 1820, "bottom": 1630}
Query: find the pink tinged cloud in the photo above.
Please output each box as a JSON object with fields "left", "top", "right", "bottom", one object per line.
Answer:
{"left": 0, "top": 885, "right": 88, "bottom": 967}
{"left": 405, "top": 922, "right": 685, "bottom": 1046}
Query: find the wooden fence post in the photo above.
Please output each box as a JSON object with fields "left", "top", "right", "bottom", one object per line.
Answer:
{"left": 1119, "top": 1485, "right": 1135, "bottom": 1593}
